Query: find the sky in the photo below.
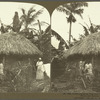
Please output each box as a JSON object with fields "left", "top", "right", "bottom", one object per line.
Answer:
{"left": 0, "top": 2, "right": 100, "bottom": 49}
{"left": 0, "top": 2, "right": 50, "bottom": 31}
{"left": 51, "top": 2, "right": 100, "bottom": 49}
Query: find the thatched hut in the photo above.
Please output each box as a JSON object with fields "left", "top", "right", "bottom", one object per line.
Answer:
{"left": 62, "top": 32, "right": 100, "bottom": 91}
{"left": 0, "top": 32, "right": 42, "bottom": 92}
{"left": 63, "top": 32, "right": 100, "bottom": 83}
{"left": 63, "top": 32, "right": 100, "bottom": 65}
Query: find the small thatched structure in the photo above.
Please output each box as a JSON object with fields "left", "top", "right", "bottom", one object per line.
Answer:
{"left": 63, "top": 32, "right": 100, "bottom": 78}
{"left": 0, "top": 32, "right": 42, "bottom": 92}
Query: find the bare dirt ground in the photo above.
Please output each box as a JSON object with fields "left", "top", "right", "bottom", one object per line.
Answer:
{"left": 0, "top": 74, "right": 50, "bottom": 93}
{"left": 30, "top": 76, "right": 50, "bottom": 93}
{"left": 50, "top": 75, "right": 98, "bottom": 93}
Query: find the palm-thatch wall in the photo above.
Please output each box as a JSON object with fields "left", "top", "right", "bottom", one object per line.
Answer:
{"left": 63, "top": 32, "right": 100, "bottom": 72}
{"left": 0, "top": 32, "right": 42, "bottom": 92}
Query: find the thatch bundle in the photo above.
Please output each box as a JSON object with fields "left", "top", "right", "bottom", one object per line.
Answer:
{"left": 0, "top": 32, "right": 42, "bottom": 56}
{"left": 63, "top": 32, "right": 100, "bottom": 59}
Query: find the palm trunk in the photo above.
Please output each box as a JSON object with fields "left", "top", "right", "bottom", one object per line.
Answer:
{"left": 37, "top": 20, "right": 42, "bottom": 36}
{"left": 37, "top": 20, "right": 43, "bottom": 51}
{"left": 24, "top": 23, "right": 29, "bottom": 37}
{"left": 69, "top": 21, "right": 72, "bottom": 48}
{"left": 25, "top": 24, "right": 28, "bottom": 30}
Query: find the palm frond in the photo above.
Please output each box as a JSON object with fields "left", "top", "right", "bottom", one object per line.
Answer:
{"left": 30, "top": 8, "right": 44, "bottom": 23}
{"left": 52, "top": 30, "right": 61, "bottom": 40}
{"left": 56, "top": 6, "right": 70, "bottom": 15}
{"left": 45, "top": 25, "right": 50, "bottom": 33}
{"left": 21, "top": 8, "right": 25, "bottom": 15}
{"left": 96, "top": 25, "right": 100, "bottom": 30}
{"left": 28, "top": 27, "right": 38, "bottom": 31}
{"left": 84, "top": 22, "right": 90, "bottom": 29}
{"left": 71, "top": 35, "right": 77, "bottom": 42}
{"left": 52, "top": 30, "right": 67, "bottom": 45}
{"left": 57, "top": 2, "right": 88, "bottom": 16}
{"left": 20, "top": 15, "right": 26, "bottom": 21}
{"left": 71, "top": 2, "right": 88, "bottom": 9}
{"left": 28, "top": 27, "right": 38, "bottom": 34}
{"left": 32, "top": 21, "right": 49, "bottom": 26}
{"left": 63, "top": 3, "right": 73, "bottom": 12}
{"left": 27, "top": 6, "right": 36, "bottom": 18}
{"left": 74, "top": 9, "right": 83, "bottom": 18}
{"left": 41, "top": 21, "right": 49, "bottom": 25}
{"left": 79, "top": 23, "right": 89, "bottom": 36}
{"left": 75, "top": 2, "right": 88, "bottom": 8}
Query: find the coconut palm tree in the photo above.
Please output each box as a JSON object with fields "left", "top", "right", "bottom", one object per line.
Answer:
{"left": 56, "top": 2, "right": 88, "bottom": 47}
{"left": 20, "top": 6, "right": 44, "bottom": 32}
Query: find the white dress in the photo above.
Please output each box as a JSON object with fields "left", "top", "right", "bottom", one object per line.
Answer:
{"left": 85, "top": 63, "right": 93, "bottom": 75}
{"left": 0, "top": 63, "right": 4, "bottom": 75}
{"left": 36, "top": 61, "right": 45, "bottom": 80}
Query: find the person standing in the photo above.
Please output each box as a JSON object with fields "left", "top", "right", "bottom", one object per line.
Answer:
{"left": 79, "top": 61, "right": 87, "bottom": 89}
{"left": 0, "top": 62, "right": 4, "bottom": 82}
{"left": 36, "top": 58, "right": 45, "bottom": 80}
{"left": 85, "top": 62, "right": 93, "bottom": 82}
{"left": 79, "top": 61, "right": 85, "bottom": 76}
{"left": 0, "top": 62, "right": 4, "bottom": 75}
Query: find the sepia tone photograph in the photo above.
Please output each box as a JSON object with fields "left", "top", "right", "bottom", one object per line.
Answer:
{"left": 1, "top": 1, "right": 100, "bottom": 99}
{"left": 51, "top": 2, "right": 100, "bottom": 93}
{"left": 0, "top": 2, "right": 51, "bottom": 93}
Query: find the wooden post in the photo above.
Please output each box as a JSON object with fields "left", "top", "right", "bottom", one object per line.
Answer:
{"left": 2, "top": 56, "right": 5, "bottom": 66}
{"left": 92, "top": 56, "right": 95, "bottom": 77}
{"left": 2, "top": 56, "right": 5, "bottom": 75}
{"left": 92, "top": 56, "right": 94, "bottom": 68}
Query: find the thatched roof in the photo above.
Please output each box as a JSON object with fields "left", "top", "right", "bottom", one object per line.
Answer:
{"left": 0, "top": 32, "right": 42, "bottom": 56}
{"left": 63, "top": 32, "right": 100, "bottom": 59}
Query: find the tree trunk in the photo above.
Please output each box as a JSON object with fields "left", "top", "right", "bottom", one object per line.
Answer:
{"left": 25, "top": 22, "right": 28, "bottom": 30}
{"left": 69, "top": 21, "right": 72, "bottom": 48}
{"left": 37, "top": 20, "right": 42, "bottom": 36}
{"left": 37, "top": 20, "right": 43, "bottom": 51}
